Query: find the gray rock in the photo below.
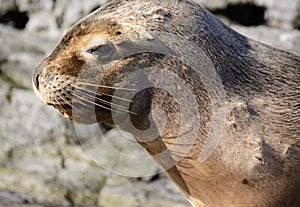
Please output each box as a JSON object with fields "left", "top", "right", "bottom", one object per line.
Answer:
{"left": 0, "top": 25, "right": 59, "bottom": 89}
{"left": 0, "top": 89, "right": 67, "bottom": 151}
{"left": 53, "top": 0, "right": 108, "bottom": 30}
{"left": 195, "top": 0, "right": 300, "bottom": 29}
{"left": 0, "top": 0, "right": 108, "bottom": 33}
{"left": 232, "top": 25, "right": 300, "bottom": 55}
{"left": 0, "top": 0, "right": 299, "bottom": 207}
{"left": 0, "top": 191, "right": 47, "bottom": 207}
{"left": 99, "top": 175, "right": 189, "bottom": 207}
{"left": 26, "top": 10, "right": 59, "bottom": 33}
{"left": 263, "top": 0, "right": 300, "bottom": 29}
{"left": 0, "top": 1, "right": 16, "bottom": 15}
{"left": 15, "top": 0, "right": 54, "bottom": 13}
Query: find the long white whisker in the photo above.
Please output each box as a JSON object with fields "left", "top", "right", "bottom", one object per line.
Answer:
{"left": 74, "top": 88, "right": 130, "bottom": 112}
{"left": 76, "top": 81, "right": 137, "bottom": 91}
{"left": 74, "top": 85, "right": 133, "bottom": 103}
{"left": 56, "top": 93, "right": 81, "bottom": 113}
{"left": 71, "top": 92, "right": 134, "bottom": 115}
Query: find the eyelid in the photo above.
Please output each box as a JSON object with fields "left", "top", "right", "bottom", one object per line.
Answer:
{"left": 86, "top": 43, "right": 114, "bottom": 55}
{"left": 87, "top": 45, "right": 105, "bottom": 53}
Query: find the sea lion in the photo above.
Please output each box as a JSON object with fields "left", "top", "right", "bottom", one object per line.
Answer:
{"left": 32, "top": 0, "right": 300, "bottom": 206}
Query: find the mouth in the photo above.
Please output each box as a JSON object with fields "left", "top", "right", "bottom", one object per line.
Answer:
{"left": 47, "top": 103, "right": 74, "bottom": 119}
{"left": 47, "top": 102, "right": 69, "bottom": 107}
{"left": 46, "top": 96, "right": 113, "bottom": 121}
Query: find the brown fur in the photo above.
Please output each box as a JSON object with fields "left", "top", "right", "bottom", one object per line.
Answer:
{"left": 32, "top": 0, "right": 300, "bottom": 206}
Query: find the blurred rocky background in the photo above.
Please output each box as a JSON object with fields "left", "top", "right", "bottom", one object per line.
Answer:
{"left": 0, "top": 0, "right": 299, "bottom": 206}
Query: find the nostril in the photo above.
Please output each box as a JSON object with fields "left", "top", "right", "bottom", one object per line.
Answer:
{"left": 34, "top": 74, "right": 40, "bottom": 89}
{"left": 32, "top": 62, "right": 44, "bottom": 90}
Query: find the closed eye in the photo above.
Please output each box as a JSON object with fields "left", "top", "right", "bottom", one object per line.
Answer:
{"left": 87, "top": 43, "right": 114, "bottom": 56}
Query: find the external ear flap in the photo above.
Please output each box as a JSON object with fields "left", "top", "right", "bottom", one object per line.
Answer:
{"left": 136, "top": 30, "right": 155, "bottom": 41}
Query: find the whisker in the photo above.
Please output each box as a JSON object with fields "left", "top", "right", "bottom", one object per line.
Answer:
{"left": 55, "top": 94, "right": 70, "bottom": 108}
{"left": 56, "top": 93, "right": 81, "bottom": 113}
{"left": 70, "top": 94, "right": 101, "bottom": 114}
{"left": 81, "top": 94, "right": 136, "bottom": 115}
{"left": 76, "top": 81, "right": 137, "bottom": 91}
{"left": 74, "top": 88, "right": 131, "bottom": 112}
{"left": 74, "top": 85, "right": 133, "bottom": 103}
{"left": 71, "top": 92, "right": 112, "bottom": 112}
{"left": 71, "top": 92, "right": 134, "bottom": 115}
{"left": 53, "top": 96, "right": 68, "bottom": 110}
{"left": 65, "top": 87, "right": 136, "bottom": 114}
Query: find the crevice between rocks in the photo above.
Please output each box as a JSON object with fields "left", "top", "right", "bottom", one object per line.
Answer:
{"left": 293, "top": 14, "right": 300, "bottom": 30}
{"left": 212, "top": 3, "right": 266, "bottom": 26}
{"left": 0, "top": 9, "right": 29, "bottom": 29}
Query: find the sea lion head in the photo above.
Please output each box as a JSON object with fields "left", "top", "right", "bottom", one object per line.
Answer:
{"left": 32, "top": 1, "right": 181, "bottom": 124}
{"left": 32, "top": 0, "right": 219, "bottom": 145}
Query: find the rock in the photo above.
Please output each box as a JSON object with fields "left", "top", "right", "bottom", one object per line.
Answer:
{"left": 99, "top": 174, "right": 189, "bottom": 207}
{"left": 15, "top": 0, "right": 54, "bottom": 13}
{"left": 0, "top": 88, "right": 70, "bottom": 154}
{"left": 0, "top": 191, "right": 47, "bottom": 207}
{"left": 0, "top": 1, "right": 16, "bottom": 15}
{"left": 53, "top": 0, "right": 108, "bottom": 30}
{"left": 263, "top": 0, "right": 299, "bottom": 29}
{"left": 26, "top": 11, "right": 59, "bottom": 33}
{"left": 195, "top": 0, "right": 300, "bottom": 29}
{"left": 232, "top": 25, "right": 300, "bottom": 55}
{"left": 0, "top": 0, "right": 108, "bottom": 32}
{"left": 76, "top": 126, "right": 159, "bottom": 177}
{"left": 0, "top": 0, "right": 299, "bottom": 207}
{"left": 0, "top": 25, "right": 59, "bottom": 89}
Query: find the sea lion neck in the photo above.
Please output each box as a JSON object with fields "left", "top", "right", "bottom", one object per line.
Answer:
{"left": 108, "top": 53, "right": 212, "bottom": 143}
